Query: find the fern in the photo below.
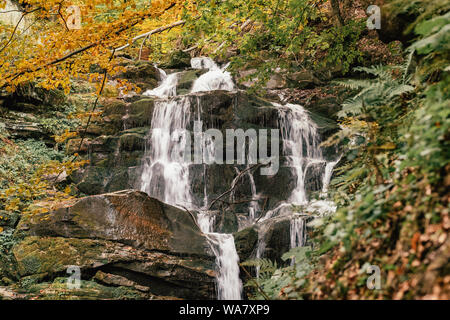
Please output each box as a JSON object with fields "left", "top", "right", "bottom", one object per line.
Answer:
{"left": 241, "top": 258, "right": 278, "bottom": 278}
{"left": 242, "top": 247, "right": 313, "bottom": 300}
{"left": 335, "top": 63, "right": 415, "bottom": 117}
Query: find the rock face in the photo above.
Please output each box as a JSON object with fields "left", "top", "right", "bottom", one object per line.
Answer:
{"left": 114, "top": 60, "right": 160, "bottom": 92}
{"left": 12, "top": 190, "right": 216, "bottom": 299}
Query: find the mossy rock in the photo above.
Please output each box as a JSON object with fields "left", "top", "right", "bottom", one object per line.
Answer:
{"left": 118, "top": 61, "right": 159, "bottom": 80}
{"left": 26, "top": 278, "right": 149, "bottom": 300}
{"left": 104, "top": 167, "right": 132, "bottom": 192}
{"left": 101, "top": 98, "right": 127, "bottom": 116}
{"left": 0, "top": 231, "right": 19, "bottom": 283}
{"left": 14, "top": 190, "right": 212, "bottom": 257}
{"left": 12, "top": 237, "right": 106, "bottom": 277}
{"left": 176, "top": 69, "right": 208, "bottom": 95}
{"left": 126, "top": 98, "right": 155, "bottom": 128}
{"left": 65, "top": 138, "right": 91, "bottom": 155}
{"left": 119, "top": 133, "right": 145, "bottom": 152}
{"left": 75, "top": 166, "right": 109, "bottom": 195}
{"left": 234, "top": 227, "right": 258, "bottom": 262}
{"left": 159, "top": 50, "right": 191, "bottom": 69}
{"left": 4, "top": 82, "right": 66, "bottom": 108}
{"left": 0, "top": 211, "right": 19, "bottom": 228}
{"left": 115, "top": 61, "right": 159, "bottom": 91}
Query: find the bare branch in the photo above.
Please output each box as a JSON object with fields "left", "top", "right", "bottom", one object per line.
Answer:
{"left": 0, "top": 7, "right": 41, "bottom": 55}
{"left": 115, "top": 19, "right": 186, "bottom": 52}
{"left": 208, "top": 164, "right": 265, "bottom": 210}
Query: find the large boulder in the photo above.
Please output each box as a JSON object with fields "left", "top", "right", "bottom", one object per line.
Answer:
{"left": 12, "top": 190, "right": 216, "bottom": 299}
{"left": 15, "top": 190, "right": 211, "bottom": 256}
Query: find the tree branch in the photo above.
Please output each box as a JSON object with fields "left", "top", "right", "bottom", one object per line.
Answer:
{"left": 208, "top": 164, "right": 264, "bottom": 210}
{"left": 115, "top": 19, "right": 186, "bottom": 52}
{"left": 3, "top": 2, "right": 178, "bottom": 86}
{"left": 0, "top": 7, "right": 41, "bottom": 55}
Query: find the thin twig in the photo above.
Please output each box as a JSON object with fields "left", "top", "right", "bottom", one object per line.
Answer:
{"left": 51, "top": 49, "right": 115, "bottom": 184}
{"left": 115, "top": 19, "right": 186, "bottom": 52}
{"left": 180, "top": 205, "right": 202, "bottom": 232}
{"left": 0, "top": 7, "right": 41, "bottom": 55}
{"left": 208, "top": 164, "right": 264, "bottom": 210}
{"left": 138, "top": 34, "right": 150, "bottom": 61}
{"left": 57, "top": 4, "right": 70, "bottom": 32}
{"left": 3, "top": 3, "right": 177, "bottom": 85}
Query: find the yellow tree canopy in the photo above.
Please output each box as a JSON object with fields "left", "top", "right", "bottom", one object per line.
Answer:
{"left": 0, "top": 0, "right": 193, "bottom": 94}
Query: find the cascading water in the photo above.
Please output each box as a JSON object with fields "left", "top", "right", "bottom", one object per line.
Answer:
{"left": 139, "top": 57, "right": 242, "bottom": 300}
{"left": 191, "top": 59, "right": 234, "bottom": 92}
{"left": 143, "top": 71, "right": 179, "bottom": 98}
{"left": 197, "top": 213, "right": 243, "bottom": 300}
{"left": 138, "top": 56, "right": 339, "bottom": 299}
{"left": 139, "top": 97, "right": 193, "bottom": 208}
{"left": 255, "top": 102, "right": 339, "bottom": 264}
{"left": 277, "top": 102, "right": 323, "bottom": 205}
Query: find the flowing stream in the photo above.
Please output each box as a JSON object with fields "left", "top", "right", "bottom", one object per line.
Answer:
{"left": 138, "top": 57, "right": 339, "bottom": 299}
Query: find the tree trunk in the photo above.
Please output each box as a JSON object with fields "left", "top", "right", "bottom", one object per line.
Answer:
{"left": 330, "top": 0, "right": 345, "bottom": 26}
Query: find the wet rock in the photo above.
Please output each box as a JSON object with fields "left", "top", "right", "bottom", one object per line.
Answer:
{"left": 1, "top": 82, "right": 65, "bottom": 108}
{"left": 286, "top": 70, "right": 321, "bottom": 89}
{"left": 176, "top": 69, "right": 208, "bottom": 95}
{"left": 258, "top": 216, "right": 292, "bottom": 264}
{"left": 11, "top": 190, "right": 217, "bottom": 299}
{"left": 119, "top": 133, "right": 145, "bottom": 152}
{"left": 126, "top": 98, "right": 155, "bottom": 128}
{"left": 2, "top": 119, "right": 48, "bottom": 140}
{"left": 15, "top": 190, "right": 212, "bottom": 257}
{"left": 74, "top": 166, "right": 109, "bottom": 195}
{"left": 212, "top": 209, "right": 239, "bottom": 234}
{"left": 0, "top": 211, "right": 19, "bottom": 229}
{"left": 234, "top": 227, "right": 258, "bottom": 262}
{"left": 10, "top": 278, "right": 151, "bottom": 300}
{"left": 66, "top": 138, "right": 91, "bottom": 154}
{"left": 159, "top": 50, "right": 191, "bottom": 69}
{"left": 114, "top": 61, "right": 159, "bottom": 92}
{"left": 237, "top": 69, "right": 287, "bottom": 90}
{"left": 94, "top": 270, "right": 144, "bottom": 290}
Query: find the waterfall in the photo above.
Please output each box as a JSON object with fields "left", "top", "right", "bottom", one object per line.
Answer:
{"left": 191, "top": 57, "right": 235, "bottom": 93}
{"left": 289, "top": 216, "right": 307, "bottom": 265}
{"left": 198, "top": 213, "right": 243, "bottom": 300}
{"left": 139, "top": 97, "right": 193, "bottom": 208}
{"left": 138, "top": 56, "right": 338, "bottom": 299}
{"left": 321, "top": 156, "right": 341, "bottom": 194}
{"left": 143, "top": 71, "right": 179, "bottom": 98}
{"left": 276, "top": 102, "right": 322, "bottom": 206}
{"left": 254, "top": 103, "right": 337, "bottom": 261}
{"left": 290, "top": 217, "right": 306, "bottom": 249}
{"left": 139, "top": 57, "right": 242, "bottom": 300}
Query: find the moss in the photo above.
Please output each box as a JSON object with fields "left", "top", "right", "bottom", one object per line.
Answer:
{"left": 176, "top": 69, "right": 208, "bottom": 94}
{"left": 159, "top": 50, "right": 191, "bottom": 69}
{"left": 234, "top": 227, "right": 258, "bottom": 261}
{"left": 26, "top": 278, "right": 149, "bottom": 300}
{"left": 12, "top": 237, "right": 104, "bottom": 277}
{"left": 119, "top": 133, "right": 145, "bottom": 152}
